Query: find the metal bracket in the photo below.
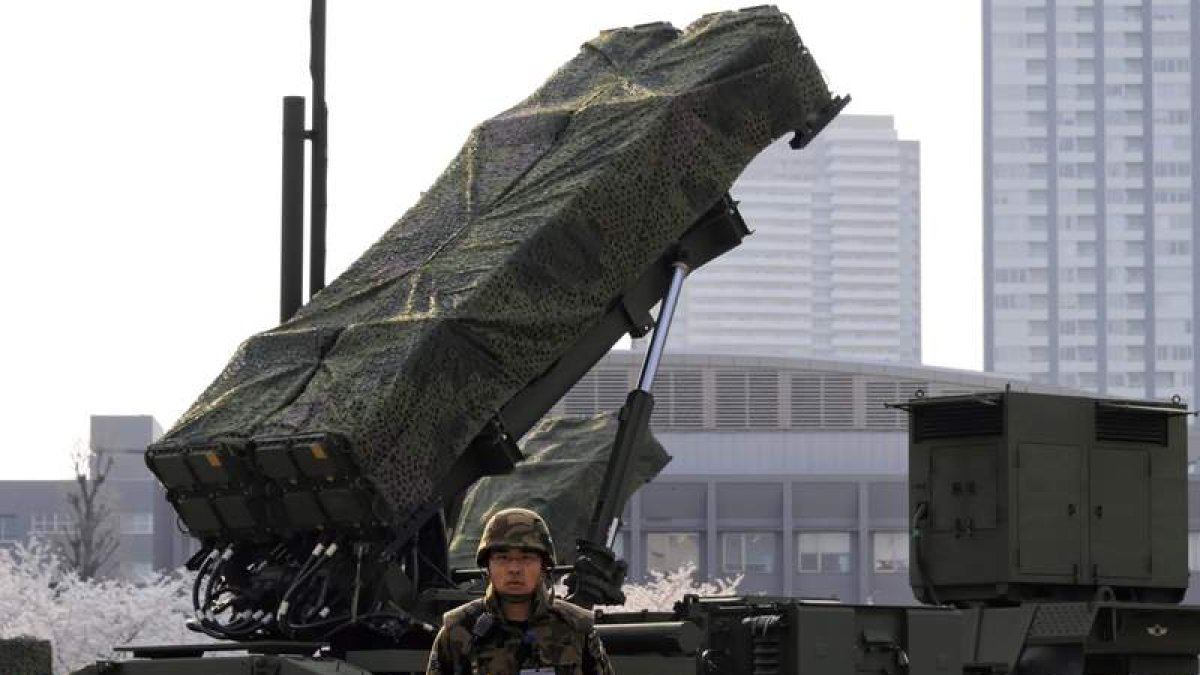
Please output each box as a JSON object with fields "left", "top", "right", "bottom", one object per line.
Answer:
{"left": 789, "top": 94, "right": 851, "bottom": 149}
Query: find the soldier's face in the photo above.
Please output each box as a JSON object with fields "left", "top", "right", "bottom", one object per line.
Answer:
{"left": 487, "top": 547, "right": 543, "bottom": 596}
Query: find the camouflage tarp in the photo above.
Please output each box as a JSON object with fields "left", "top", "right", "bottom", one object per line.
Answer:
{"left": 449, "top": 412, "right": 669, "bottom": 569}
{"left": 154, "top": 7, "right": 834, "bottom": 521}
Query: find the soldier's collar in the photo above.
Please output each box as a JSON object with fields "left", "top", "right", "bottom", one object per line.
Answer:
{"left": 484, "top": 582, "right": 554, "bottom": 622}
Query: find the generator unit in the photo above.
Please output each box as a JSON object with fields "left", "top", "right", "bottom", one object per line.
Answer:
{"left": 907, "top": 391, "right": 1190, "bottom": 605}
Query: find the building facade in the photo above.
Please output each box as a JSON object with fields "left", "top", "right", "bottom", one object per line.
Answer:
{"left": 555, "top": 350, "right": 1130, "bottom": 603}
{"left": 661, "top": 115, "right": 920, "bottom": 363}
{"left": 984, "top": 0, "right": 1197, "bottom": 405}
{"left": 8, "top": 360, "right": 1200, "bottom": 603}
{"left": 0, "top": 415, "right": 193, "bottom": 578}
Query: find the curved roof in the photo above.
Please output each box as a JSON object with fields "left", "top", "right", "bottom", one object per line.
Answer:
{"left": 553, "top": 349, "right": 1089, "bottom": 433}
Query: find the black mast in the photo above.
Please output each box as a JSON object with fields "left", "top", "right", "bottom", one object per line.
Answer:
{"left": 280, "top": 0, "right": 328, "bottom": 322}
{"left": 309, "top": 0, "right": 328, "bottom": 298}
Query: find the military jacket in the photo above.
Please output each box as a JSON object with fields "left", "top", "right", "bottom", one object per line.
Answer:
{"left": 427, "top": 586, "right": 614, "bottom": 675}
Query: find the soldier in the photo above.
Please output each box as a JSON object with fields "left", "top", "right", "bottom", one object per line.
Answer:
{"left": 427, "top": 507, "right": 615, "bottom": 675}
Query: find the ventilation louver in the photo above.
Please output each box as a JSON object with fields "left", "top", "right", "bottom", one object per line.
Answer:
{"left": 1095, "top": 405, "right": 1169, "bottom": 445}
{"left": 911, "top": 397, "right": 1004, "bottom": 441}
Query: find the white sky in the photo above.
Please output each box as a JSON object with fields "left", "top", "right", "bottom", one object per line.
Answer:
{"left": 0, "top": 1, "right": 981, "bottom": 479}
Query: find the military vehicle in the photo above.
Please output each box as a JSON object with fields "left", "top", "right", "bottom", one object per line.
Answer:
{"left": 71, "top": 6, "right": 1200, "bottom": 675}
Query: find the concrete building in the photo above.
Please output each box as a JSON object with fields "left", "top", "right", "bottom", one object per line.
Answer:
{"left": 662, "top": 115, "right": 920, "bottom": 363}
{"left": 6, "top": 359, "right": 1199, "bottom": 603}
{"left": 984, "top": 0, "right": 1198, "bottom": 405}
{"left": 0, "top": 415, "right": 193, "bottom": 578}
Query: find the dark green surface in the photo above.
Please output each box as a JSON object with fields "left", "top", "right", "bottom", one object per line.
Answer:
{"left": 151, "top": 7, "right": 834, "bottom": 523}
{"left": 909, "top": 391, "right": 1189, "bottom": 604}
{"left": 0, "top": 637, "right": 51, "bottom": 675}
{"left": 449, "top": 411, "right": 669, "bottom": 569}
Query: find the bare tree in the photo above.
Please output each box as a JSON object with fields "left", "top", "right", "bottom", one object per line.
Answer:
{"left": 60, "top": 448, "right": 120, "bottom": 581}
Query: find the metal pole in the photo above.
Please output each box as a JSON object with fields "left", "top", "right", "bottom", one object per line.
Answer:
{"left": 637, "top": 262, "right": 689, "bottom": 392}
{"left": 280, "top": 96, "right": 306, "bottom": 323}
{"left": 308, "top": 0, "right": 328, "bottom": 297}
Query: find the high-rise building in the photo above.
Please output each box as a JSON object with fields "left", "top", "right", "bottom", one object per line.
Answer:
{"left": 984, "top": 0, "right": 1197, "bottom": 403}
{"left": 659, "top": 115, "right": 920, "bottom": 364}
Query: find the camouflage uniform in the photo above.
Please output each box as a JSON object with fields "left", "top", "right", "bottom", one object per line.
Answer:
{"left": 427, "top": 508, "right": 615, "bottom": 675}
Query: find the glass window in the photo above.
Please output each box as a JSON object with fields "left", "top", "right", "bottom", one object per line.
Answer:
{"left": 722, "top": 532, "right": 776, "bottom": 574}
{"left": 1189, "top": 533, "right": 1200, "bottom": 571}
{"left": 797, "top": 532, "right": 851, "bottom": 573}
{"left": 29, "top": 513, "right": 75, "bottom": 535}
{"left": 873, "top": 532, "right": 910, "bottom": 574}
{"left": 646, "top": 532, "right": 701, "bottom": 575}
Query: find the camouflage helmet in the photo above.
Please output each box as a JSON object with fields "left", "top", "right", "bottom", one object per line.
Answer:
{"left": 476, "top": 507, "right": 556, "bottom": 567}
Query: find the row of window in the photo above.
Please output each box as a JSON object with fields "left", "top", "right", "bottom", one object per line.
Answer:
{"left": 994, "top": 161, "right": 1195, "bottom": 179}
{"left": 993, "top": 188, "right": 1194, "bottom": 207}
{"left": 0, "top": 512, "right": 154, "bottom": 539}
{"left": 993, "top": 213, "right": 1193, "bottom": 232}
{"left": 638, "top": 531, "right": 909, "bottom": 576}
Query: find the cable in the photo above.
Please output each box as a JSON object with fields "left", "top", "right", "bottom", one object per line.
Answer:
{"left": 910, "top": 502, "right": 941, "bottom": 606}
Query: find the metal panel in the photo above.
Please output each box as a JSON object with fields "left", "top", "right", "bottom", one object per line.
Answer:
{"left": 656, "top": 431, "right": 907, "bottom": 476}
{"left": 1091, "top": 446, "right": 1151, "bottom": 580}
{"left": 795, "top": 482, "right": 859, "bottom": 519}
{"left": 970, "top": 605, "right": 1038, "bottom": 672}
{"left": 641, "top": 483, "right": 706, "bottom": 521}
{"left": 868, "top": 481, "right": 909, "bottom": 520}
{"left": 1017, "top": 443, "right": 1082, "bottom": 577}
{"left": 929, "top": 443, "right": 998, "bottom": 532}
{"left": 906, "top": 609, "right": 963, "bottom": 675}
{"left": 717, "top": 482, "right": 782, "bottom": 519}
{"left": 792, "top": 605, "right": 856, "bottom": 674}
{"left": 608, "top": 655, "right": 695, "bottom": 675}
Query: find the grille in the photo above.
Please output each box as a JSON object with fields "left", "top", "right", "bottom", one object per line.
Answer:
{"left": 650, "top": 369, "right": 704, "bottom": 429}
{"left": 789, "top": 374, "right": 853, "bottom": 428}
{"left": 1095, "top": 405, "right": 1169, "bottom": 445}
{"left": 715, "top": 369, "right": 781, "bottom": 429}
{"left": 912, "top": 398, "right": 1004, "bottom": 441}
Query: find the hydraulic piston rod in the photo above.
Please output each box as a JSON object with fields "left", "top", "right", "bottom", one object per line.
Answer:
{"left": 638, "top": 261, "right": 689, "bottom": 392}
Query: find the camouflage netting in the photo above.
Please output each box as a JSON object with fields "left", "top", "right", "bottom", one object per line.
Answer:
{"left": 156, "top": 7, "right": 834, "bottom": 521}
{"left": 0, "top": 637, "right": 51, "bottom": 675}
{"left": 449, "top": 412, "right": 669, "bottom": 570}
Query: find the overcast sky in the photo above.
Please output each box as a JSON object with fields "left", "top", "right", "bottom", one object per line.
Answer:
{"left": 0, "top": 1, "right": 981, "bottom": 479}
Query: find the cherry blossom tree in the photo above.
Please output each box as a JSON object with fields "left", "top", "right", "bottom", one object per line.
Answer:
{"left": 0, "top": 541, "right": 201, "bottom": 674}
{"left": 555, "top": 563, "right": 741, "bottom": 612}
{"left": 0, "top": 541, "right": 738, "bottom": 674}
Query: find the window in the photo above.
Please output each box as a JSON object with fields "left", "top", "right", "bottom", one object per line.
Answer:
{"left": 119, "top": 512, "right": 153, "bottom": 535}
{"left": 1189, "top": 532, "right": 1200, "bottom": 572}
{"left": 0, "top": 515, "right": 16, "bottom": 543}
{"left": 722, "top": 533, "right": 776, "bottom": 574}
{"left": 646, "top": 533, "right": 701, "bottom": 575}
{"left": 29, "top": 513, "right": 75, "bottom": 535}
{"left": 873, "top": 532, "right": 909, "bottom": 574}
{"left": 797, "top": 532, "right": 851, "bottom": 573}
